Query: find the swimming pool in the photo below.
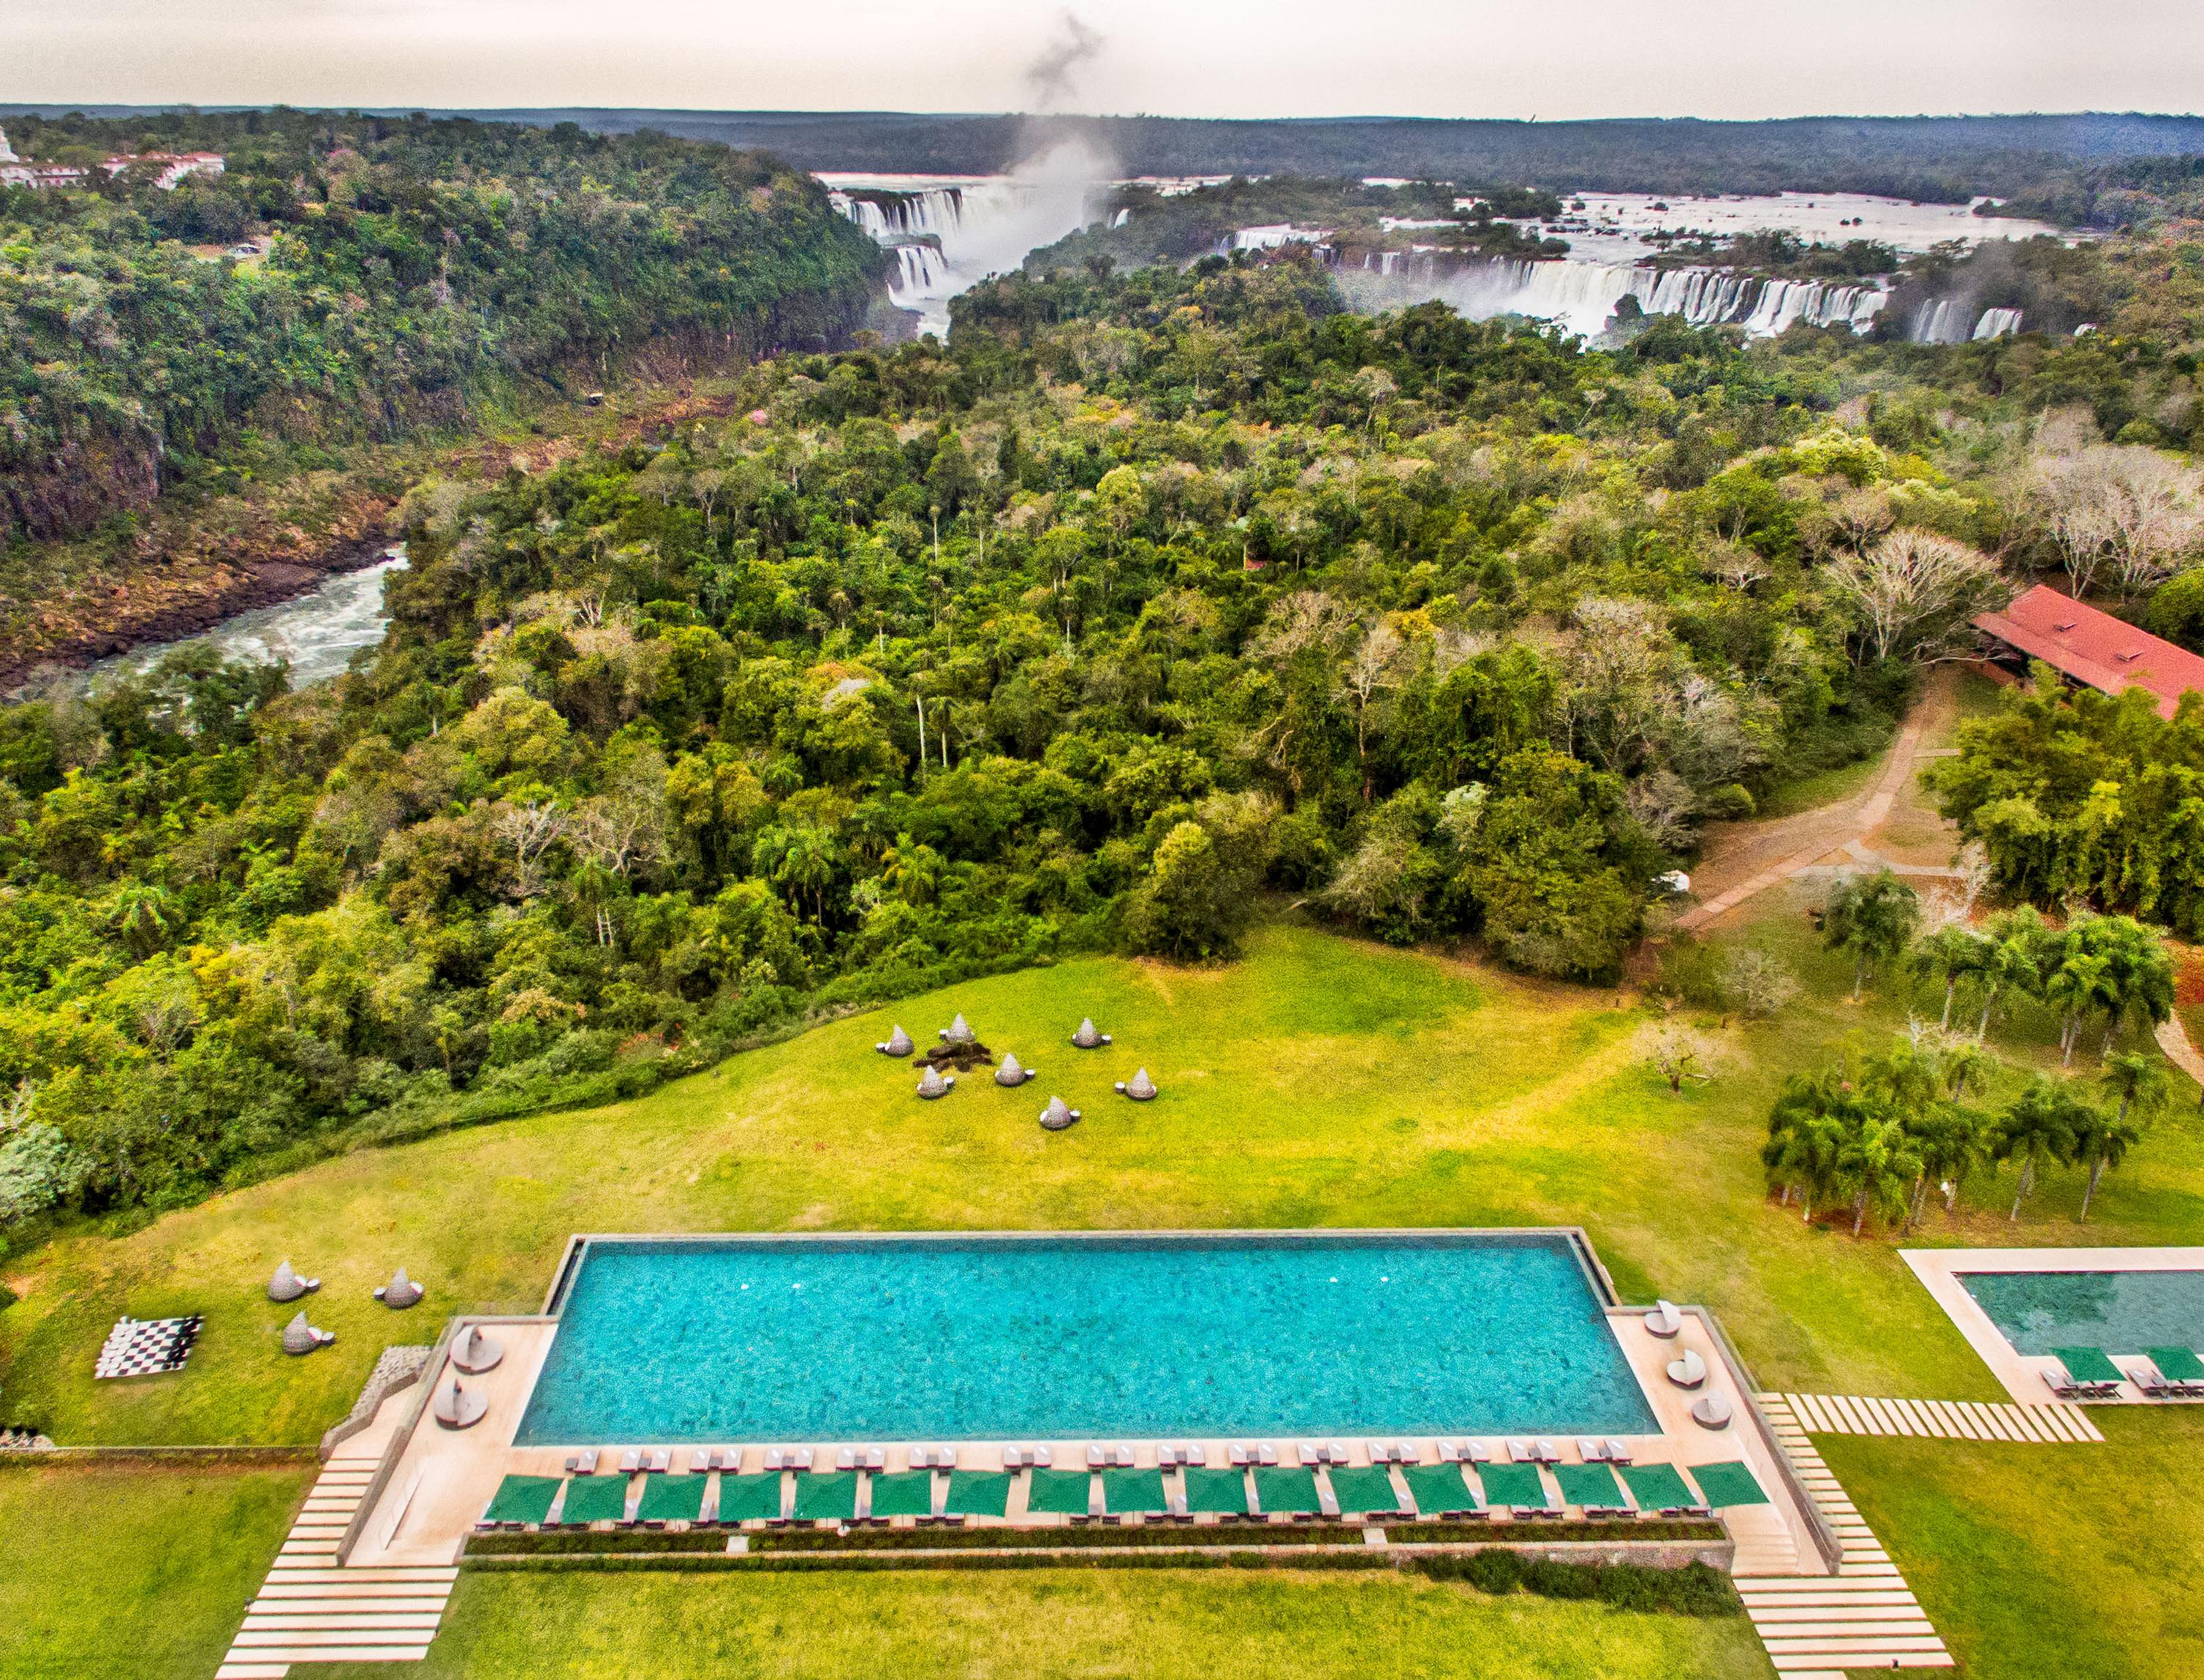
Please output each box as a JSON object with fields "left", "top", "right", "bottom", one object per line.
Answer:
{"left": 514, "top": 1232, "right": 1659, "bottom": 1445}
{"left": 1960, "top": 1269, "right": 2204, "bottom": 1356}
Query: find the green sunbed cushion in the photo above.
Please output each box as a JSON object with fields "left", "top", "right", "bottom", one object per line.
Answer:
{"left": 2147, "top": 1345, "right": 2204, "bottom": 1382}
{"left": 716, "top": 1472, "right": 785, "bottom": 1523}
{"left": 1553, "top": 1463, "right": 1627, "bottom": 1510}
{"left": 1182, "top": 1467, "right": 1250, "bottom": 1515}
{"left": 1475, "top": 1463, "right": 1550, "bottom": 1510}
{"left": 1325, "top": 1466, "right": 1403, "bottom": 1515}
{"left": 945, "top": 1471, "right": 1012, "bottom": 1518}
{"left": 792, "top": 1471, "right": 858, "bottom": 1523}
{"left": 1688, "top": 1461, "right": 1768, "bottom": 1508}
{"left": 866, "top": 1469, "right": 935, "bottom": 1518}
{"left": 2053, "top": 1346, "right": 2125, "bottom": 1383}
{"left": 557, "top": 1473, "right": 632, "bottom": 1525}
{"left": 1400, "top": 1463, "right": 1477, "bottom": 1515}
{"left": 1618, "top": 1463, "right": 1697, "bottom": 1510}
{"left": 636, "top": 1474, "right": 705, "bottom": 1524}
{"left": 1101, "top": 1468, "right": 1170, "bottom": 1514}
{"left": 482, "top": 1475, "right": 561, "bottom": 1526}
{"left": 1024, "top": 1468, "right": 1094, "bottom": 1517}
{"left": 1251, "top": 1466, "right": 1322, "bottom": 1515}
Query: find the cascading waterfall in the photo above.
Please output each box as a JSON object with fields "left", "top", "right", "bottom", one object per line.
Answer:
{"left": 1972, "top": 307, "right": 2025, "bottom": 341}
{"left": 1349, "top": 254, "right": 1890, "bottom": 339}
{"left": 825, "top": 144, "right": 1113, "bottom": 335}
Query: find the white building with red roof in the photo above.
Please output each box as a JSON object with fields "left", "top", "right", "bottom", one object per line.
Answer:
{"left": 1972, "top": 583, "right": 2204, "bottom": 719}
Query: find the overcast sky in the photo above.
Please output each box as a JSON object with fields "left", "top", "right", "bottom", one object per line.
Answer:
{"left": 4, "top": 1, "right": 2203, "bottom": 121}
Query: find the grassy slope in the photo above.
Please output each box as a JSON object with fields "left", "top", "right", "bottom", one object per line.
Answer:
{"left": 6, "top": 918, "right": 2200, "bottom": 1448}
{"left": 319, "top": 1569, "right": 1768, "bottom": 1680}
{"left": 0, "top": 1460, "right": 309, "bottom": 1680}
{"left": 1820, "top": 1405, "right": 2204, "bottom": 1680}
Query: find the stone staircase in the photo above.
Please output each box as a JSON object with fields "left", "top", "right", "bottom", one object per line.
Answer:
{"left": 1738, "top": 1394, "right": 1954, "bottom": 1675}
{"left": 215, "top": 1436, "right": 453, "bottom": 1676}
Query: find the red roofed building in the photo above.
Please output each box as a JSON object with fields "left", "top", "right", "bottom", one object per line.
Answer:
{"left": 1972, "top": 583, "right": 2204, "bottom": 719}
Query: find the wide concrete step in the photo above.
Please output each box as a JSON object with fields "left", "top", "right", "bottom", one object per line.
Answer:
{"left": 235, "top": 1628, "right": 436, "bottom": 1649}
{"left": 227, "top": 1649, "right": 428, "bottom": 1665}
{"left": 265, "top": 1568, "right": 456, "bottom": 1583}
{"left": 244, "top": 1615, "right": 444, "bottom": 1632}
{"left": 254, "top": 1594, "right": 450, "bottom": 1612}
{"left": 216, "top": 1665, "right": 291, "bottom": 1679}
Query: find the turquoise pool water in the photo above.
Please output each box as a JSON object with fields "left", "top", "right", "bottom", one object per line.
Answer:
{"left": 515, "top": 1233, "right": 1659, "bottom": 1445}
{"left": 1961, "top": 1269, "right": 2204, "bottom": 1355}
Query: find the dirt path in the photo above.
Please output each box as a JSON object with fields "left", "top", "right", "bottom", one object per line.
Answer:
{"left": 1676, "top": 667, "right": 1965, "bottom": 932}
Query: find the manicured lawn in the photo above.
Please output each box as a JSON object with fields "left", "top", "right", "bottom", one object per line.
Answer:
{"left": 1822, "top": 1404, "right": 2204, "bottom": 1680}
{"left": 316, "top": 1567, "right": 1769, "bottom": 1680}
{"left": 0, "top": 1458, "right": 309, "bottom": 1680}
{"left": 5, "top": 920, "right": 2199, "bottom": 1448}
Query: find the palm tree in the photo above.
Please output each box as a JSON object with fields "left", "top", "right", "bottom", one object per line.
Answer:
{"left": 1909, "top": 1104, "right": 1995, "bottom": 1223}
{"left": 1836, "top": 1112, "right": 1924, "bottom": 1236}
{"left": 1821, "top": 870, "right": 1923, "bottom": 1002}
{"left": 1763, "top": 1071, "right": 1849, "bottom": 1220}
{"left": 1993, "top": 1078, "right": 2087, "bottom": 1220}
{"left": 2097, "top": 920, "right": 2175, "bottom": 1059}
{"left": 1909, "top": 926, "right": 1988, "bottom": 1031}
{"left": 1974, "top": 912, "right": 2043, "bottom": 1043}
{"left": 2078, "top": 1053, "right": 2166, "bottom": 1220}
{"left": 2042, "top": 950, "right": 2108, "bottom": 1067}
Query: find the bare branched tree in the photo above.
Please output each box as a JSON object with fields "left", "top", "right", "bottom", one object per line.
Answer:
{"left": 1824, "top": 529, "right": 2006, "bottom": 663}
{"left": 2031, "top": 443, "right": 2204, "bottom": 600}
{"left": 493, "top": 798, "right": 567, "bottom": 900}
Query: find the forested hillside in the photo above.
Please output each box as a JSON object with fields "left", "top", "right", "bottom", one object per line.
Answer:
{"left": 0, "top": 110, "right": 886, "bottom": 545}
{"left": 6, "top": 219, "right": 2204, "bottom": 1233}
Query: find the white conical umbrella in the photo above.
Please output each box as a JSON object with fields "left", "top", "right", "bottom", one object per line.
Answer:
{"left": 1039, "top": 1096, "right": 1080, "bottom": 1130}
{"left": 432, "top": 1374, "right": 486, "bottom": 1429}
{"left": 379, "top": 1268, "right": 423, "bottom": 1309}
{"left": 268, "top": 1260, "right": 306, "bottom": 1303}
{"left": 917, "top": 1064, "right": 950, "bottom": 1099}
{"left": 1072, "top": 1018, "right": 1101, "bottom": 1048}
{"left": 945, "top": 1013, "right": 974, "bottom": 1045}
{"left": 281, "top": 1312, "right": 327, "bottom": 1355}
{"left": 879, "top": 1025, "right": 914, "bottom": 1056}
{"left": 452, "top": 1324, "right": 506, "bottom": 1374}
{"left": 994, "top": 1053, "right": 1027, "bottom": 1087}
{"left": 1125, "top": 1068, "right": 1157, "bottom": 1100}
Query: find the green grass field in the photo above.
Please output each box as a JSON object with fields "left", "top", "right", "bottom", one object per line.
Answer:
{"left": 0, "top": 1459, "right": 310, "bottom": 1680}
{"left": 314, "top": 1568, "right": 1769, "bottom": 1680}
{"left": 3, "top": 907, "right": 2200, "bottom": 1679}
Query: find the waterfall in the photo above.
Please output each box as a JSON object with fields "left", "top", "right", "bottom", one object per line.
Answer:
{"left": 1908, "top": 299, "right": 1971, "bottom": 344}
{"left": 1972, "top": 307, "right": 2024, "bottom": 341}
{"left": 1353, "top": 256, "right": 1890, "bottom": 339}
{"left": 824, "top": 143, "right": 1112, "bottom": 335}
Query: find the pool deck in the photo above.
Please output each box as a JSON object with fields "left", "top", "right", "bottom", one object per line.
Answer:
{"left": 1902, "top": 1246, "right": 2204, "bottom": 1408}
{"left": 332, "top": 1299, "right": 1833, "bottom": 1579}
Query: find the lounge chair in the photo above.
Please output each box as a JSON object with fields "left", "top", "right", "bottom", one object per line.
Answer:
{"left": 1465, "top": 1442, "right": 1491, "bottom": 1464}
{"left": 715, "top": 1472, "right": 786, "bottom": 1526}
{"left": 645, "top": 1448, "right": 671, "bottom": 1473}
{"left": 556, "top": 1472, "right": 632, "bottom": 1528}
{"left": 2050, "top": 1347, "right": 2127, "bottom": 1397}
{"left": 1258, "top": 1444, "right": 1279, "bottom": 1467}
{"left": 1183, "top": 1466, "right": 1251, "bottom": 1518}
{"left": 1400, "top": 1462, "right": 1482, "bottom": 1520}
{"left": 945, "top": 1470, "right": 1013, "bottom": 1521}
{"left": 1553, "top": 1462, "right": 1629, "bottom": 1516}
{"left": 1645, "top": 1300, "right": 1682, "bottom": 1338}
{"left": 1617, "top": 1462, "right": 1705, "bottom": 1517}
{"left": 1605, "top": 1439, "right": 1633, "bottom": 1464}
{"left": 1686, "top": 1461, "right": 1768, "bottom": 1509}
{"left": 1475, "top": 1462, "right": 1551, "bottom": 1517}
{"left": 1229, "top": 1445, "right": 1250, "bottom": 1467}
{"left": 793, "top": 1471, "right": 859, "bottom": 1526}
{"left": 1534, "top": 1440, "right": 1561, "bottom": 1464}
{"left": 619, "top": 1449, "right": 643, "bottom": 1473}
{"left": 1666, "top": 1349, "right": 1708, "bottom": 1389}
{"left": 1507, "top": 1439, "right": 1536, "bottom": 1464}
{"left": 1251, "top": 1465, "right": 1323, "bottom": 1520}
{"left": 564, "top": 1448, "right": 599, "bottom": 1475}
{"left": 1025, "top": 1468, "right": 1096, "bottom": 1519}
{"left": 2143, "top": 1346, "right": 2204, "bottom": 1396}
{"left": 637, "top": 1474, "right": 705, "bottom": 1529}
{"left": 687, "top": 1448, "right": 716, "bottom": 1474}
{"left": 1297, "top": 1442, "right": 1322, "bottom": 1467}
{"left": 1326, "top": 1465, "right": 1405, "bottom": 1519}
{"left": 478, "top": 1474, "right": 562, "bottom": 1531}
{"left": 866, "top": 1469, "right": 936, "bottom": 1522}
{"left": 1576, "top": 1437, "right": 1608, "bottom": 1462}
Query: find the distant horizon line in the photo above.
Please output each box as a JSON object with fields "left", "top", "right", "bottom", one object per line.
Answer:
{"left": 4, "top": 104, "right": 2204, "bottom": 126}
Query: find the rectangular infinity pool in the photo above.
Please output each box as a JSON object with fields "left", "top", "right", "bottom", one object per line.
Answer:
{"left": 1960, "top": 1269, "right": 2204, "bottom": 1356}
{"left": 514, "top": 1232, "right": 1659, "bottom": 1445}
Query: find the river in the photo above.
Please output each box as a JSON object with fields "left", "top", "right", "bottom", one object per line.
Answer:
{"left": 74, "top": 546, "right": 409, "bottom": 694}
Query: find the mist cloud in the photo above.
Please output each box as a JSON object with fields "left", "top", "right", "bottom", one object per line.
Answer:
{"left": 1024, "top": 11, "right": 1102, "bottom": 113}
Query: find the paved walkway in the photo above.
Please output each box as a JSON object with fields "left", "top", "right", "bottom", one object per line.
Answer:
{"left": 215, "top": 1427, "right": 453, "bottom": 1676}
{"left": 2156, "top": 1013, "right": 2204, "bottom": 1085}
{"left": 1746, "top": 1396, "right": 1954, "bottom": 1675}
{"left": 1779, "top": 1391, "right": 2104, "bottom": 1443}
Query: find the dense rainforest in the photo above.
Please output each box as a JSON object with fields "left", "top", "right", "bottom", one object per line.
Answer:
{"left": 0, "top": 110, "right": 886, "bottom": 543}
{"left": 6, "top": 161, "right": 2204, "bottom": 1238}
